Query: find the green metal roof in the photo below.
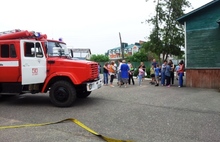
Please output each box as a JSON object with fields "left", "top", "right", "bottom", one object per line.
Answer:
{"left": 125, "top": 44, "right": 137, "bottom": 49}
{"left": 177, "top": 0, "right": 220, "bottom": 24}
{"left": 109, "top": 44, "right": 141, "bottom": 51}
{"left": 110, "top": 46, "right": 120, "bottom": 50}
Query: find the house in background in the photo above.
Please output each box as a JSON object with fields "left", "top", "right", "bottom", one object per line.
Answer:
{"left": 107, "top": 40, "right": 145, "bottom": 60}
{"left": 68, "top": 48, "right": 91, "bottom": 60}
{"left": 177, "top": 0, "right": 220, "bottom": 88}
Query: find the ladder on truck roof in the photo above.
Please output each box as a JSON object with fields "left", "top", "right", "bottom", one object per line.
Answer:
{"left": 0, "top": 29, "right": 22, "bottom": 36}
{"left": 0, "top": 29, "right": 47, "bottom": 40}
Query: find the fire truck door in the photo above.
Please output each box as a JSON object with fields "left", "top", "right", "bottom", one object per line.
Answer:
{"left": 20, "top": 40, "right": 46, "bottom": 85}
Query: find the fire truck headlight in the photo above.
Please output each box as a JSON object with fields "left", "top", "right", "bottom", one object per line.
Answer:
{"left": 88, "top": 84, "right": 93, "bottom": 90}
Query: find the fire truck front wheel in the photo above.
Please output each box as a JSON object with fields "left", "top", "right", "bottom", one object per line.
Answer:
{"left": 49, "top": 81, "right": 76, "bottom": 107}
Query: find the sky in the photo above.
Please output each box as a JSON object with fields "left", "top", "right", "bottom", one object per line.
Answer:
{"left": 0, "top": 0, "right": 213, "bottom": 55}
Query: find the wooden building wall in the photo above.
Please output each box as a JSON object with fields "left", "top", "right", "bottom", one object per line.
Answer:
{"left": 184, "top": 4, "right": 220, "bottom": 89}
{"left": 186, "top": 5, "right": 220, "bottom": 69}
{"left": 186, "top": 69, "right": 220, "bottom": 89}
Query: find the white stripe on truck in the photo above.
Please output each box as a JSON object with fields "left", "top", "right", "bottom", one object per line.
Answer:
{"left": 0, "top": 61, "right": 19, "bottom": 67}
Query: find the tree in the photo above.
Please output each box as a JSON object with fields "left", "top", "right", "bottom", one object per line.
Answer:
{"left": 126, "top": 50, "right": 148, "bottom": 62}
{"left": 90, "top": 54, "right": 109, "bottom": 62}
{"left": 144, "top": 0, "right": 191, "bottom": 61}
{"left": 142, "top": 41, "right": 160, "bottom": 61}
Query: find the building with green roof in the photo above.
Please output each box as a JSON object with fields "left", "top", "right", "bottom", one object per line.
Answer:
{"left": 177, "top": 0, "right": 220, "bottom": 88}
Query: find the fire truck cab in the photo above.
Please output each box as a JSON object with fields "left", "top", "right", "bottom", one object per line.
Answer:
{"left": 0, "top": 29, "right": 102, "bottom": 107}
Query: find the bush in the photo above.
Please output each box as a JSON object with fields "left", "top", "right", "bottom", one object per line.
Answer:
{"left": 134, "top": 68, "right": 139, "bottom": 77}
{"left": 146, "top": 66, "right": 151, "bottom": 78}
{"left": 90, "top": 54, "right": 109, "bottom": 62}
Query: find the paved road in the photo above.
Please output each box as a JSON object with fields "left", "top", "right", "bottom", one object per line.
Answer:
{"left": 0, "top": 78, "right": 220, "bottom": 142}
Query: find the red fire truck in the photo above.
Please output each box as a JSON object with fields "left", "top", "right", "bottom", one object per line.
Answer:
{"left": 0, "top": 29, "right": 102, "bottom": 107}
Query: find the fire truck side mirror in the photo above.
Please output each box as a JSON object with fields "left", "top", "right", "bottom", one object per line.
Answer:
{"left": 70, "top": 49, "right": 73, "bottom": 58}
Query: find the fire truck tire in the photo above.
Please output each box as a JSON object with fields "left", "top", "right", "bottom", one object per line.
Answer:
{"left": 49, "top": 81, "right": 76, "bottom": 107}
{"left": 76, "top": 91, "right": 91, "bottom": 98}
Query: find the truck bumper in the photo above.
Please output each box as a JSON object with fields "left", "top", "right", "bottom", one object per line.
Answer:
{"left": 86, "top": 79, "right": 102, "bottom": 91}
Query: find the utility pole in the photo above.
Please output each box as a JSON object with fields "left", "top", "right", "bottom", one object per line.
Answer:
{"left": 119, "top": 32, "right": 124, "bottom": 60}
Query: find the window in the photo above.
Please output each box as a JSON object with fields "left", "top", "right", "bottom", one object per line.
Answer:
{"left": 0, "top": 44, "right": 17, "bottom": 58}
{"left": 47, "top": 41, "right": 67, "bottom": 57}
{"left": 10, "top": 44, "right": 17, "bottom": 58}
{"left": 36, "top": 42, "right": 43, "bottom": 58}
{"left": 24, "top": 42, "right": 44, "bottom": 58}
{"left": 24, "top": 42, "right": 34, "bottom": 57}
{"left": 1, "top": 44, "right": 9, "bottom": 58}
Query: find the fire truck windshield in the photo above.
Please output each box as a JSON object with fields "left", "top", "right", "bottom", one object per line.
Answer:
{"left": 47, "top": 41, "right": 70, "bottom": 57}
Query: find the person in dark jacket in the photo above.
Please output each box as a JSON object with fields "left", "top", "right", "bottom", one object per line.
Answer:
{"left": 128, "top": 61, "right": 135, "bottom": 85}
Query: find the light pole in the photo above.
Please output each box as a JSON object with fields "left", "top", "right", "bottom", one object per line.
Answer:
{"left": 119, "top": 32, "right": 124, "bottom": 59}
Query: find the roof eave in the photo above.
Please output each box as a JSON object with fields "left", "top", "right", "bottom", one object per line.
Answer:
{"left": 177, "top": 0, "right": 220, "bottom": 25}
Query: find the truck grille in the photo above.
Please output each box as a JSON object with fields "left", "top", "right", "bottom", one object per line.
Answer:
{"left": 90, "top": 63, "right": 98, "bottom": 79}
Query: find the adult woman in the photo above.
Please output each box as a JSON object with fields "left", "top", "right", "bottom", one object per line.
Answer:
{"left": 165, "top": 61, "right": 171, "bottom": 87}
{"left": 103, "top": 62, "right": 109, "bottom": 86}
{"left": 178, "top": 61, "right": 185, "bottom": 87}
{"left": 120, "top": 60, "right": 130, "bottom": 88}
{"left": 169, "top": 60, "right": 175, "bottom": 85}
{"left": 109, "top": 61, "right": 116, "bottom": 87}
{"left": 161, "top": 60, "right": 167, "bottom": 86}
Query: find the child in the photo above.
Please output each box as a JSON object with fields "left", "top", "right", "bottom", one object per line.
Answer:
{"left": 150, "top": 65, "right": 155, "bottom": 85}
{"left": 175, "top": 64, "right": 180, "bottom": 80}
{"left": 154, "top": 64, "right": 160, "bottom": 86}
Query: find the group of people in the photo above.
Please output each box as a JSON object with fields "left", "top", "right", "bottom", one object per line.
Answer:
{"left": 102, "top": 59, "right": 135, "bottom": 88}
{"left": 102, "top": 58, "right": 185, "bottom": 88}
{"left": 147, "top": 59, "right": 185, "bottom": 87}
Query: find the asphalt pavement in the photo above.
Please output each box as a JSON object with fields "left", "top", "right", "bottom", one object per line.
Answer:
{"left": 0, "top": 77, "right": 220, "bottom": 142}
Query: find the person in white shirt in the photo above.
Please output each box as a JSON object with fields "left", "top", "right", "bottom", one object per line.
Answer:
{"left": 117, "top": 59, "right": 122, "bottom": 86}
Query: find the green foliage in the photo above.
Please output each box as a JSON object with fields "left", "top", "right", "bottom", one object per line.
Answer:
{"left": 126, "top": 50, "right": 148, "bottom": 62}
{"left": 142, "top": 41, "right": 160, "bottom": 61}
{"left": 145, "top": 66, "right": 151, "bottom": 78}
{"left": 133, "top": 68, "right": 139, "bottom": 76}
{"left": 90, "top": 54, "right": 109, "bottom": 62}
{"left": 145, "top": 0, "right": 191, "bottom": 61}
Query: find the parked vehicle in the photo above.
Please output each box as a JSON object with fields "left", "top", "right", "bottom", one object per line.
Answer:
{"left": 0, "top": 29, "right": 102, "bottom": 107}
